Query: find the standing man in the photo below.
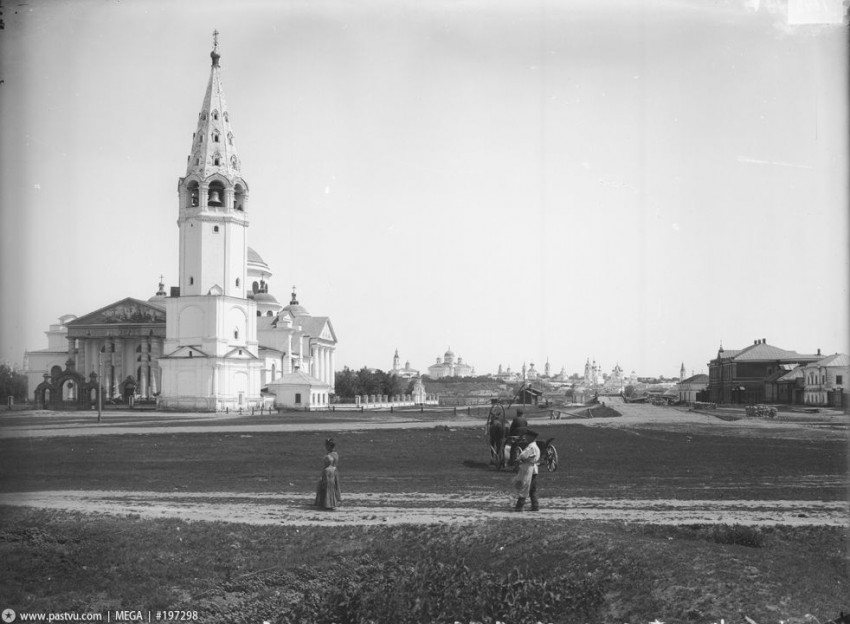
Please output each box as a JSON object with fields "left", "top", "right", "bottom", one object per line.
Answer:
{"left": 514, "top": 429, "right": 541, "bottom": 512}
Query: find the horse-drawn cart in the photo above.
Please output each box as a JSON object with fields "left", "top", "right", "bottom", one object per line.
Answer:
{"left": 485, "top": 384, "right": 559, "bottom": 472}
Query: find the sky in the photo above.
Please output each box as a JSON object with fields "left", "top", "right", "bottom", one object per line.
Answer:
{"left": 1, "top": 0, "right": 847, "bottom": 380}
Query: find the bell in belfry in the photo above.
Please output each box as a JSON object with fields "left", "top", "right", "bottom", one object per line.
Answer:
{"left": 208, "top": 190, "right": 222, "bottom": 206}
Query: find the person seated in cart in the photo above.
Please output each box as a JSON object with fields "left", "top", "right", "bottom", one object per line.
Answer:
{"left": 507, "top": 409, "right": 528, "bottom": 465}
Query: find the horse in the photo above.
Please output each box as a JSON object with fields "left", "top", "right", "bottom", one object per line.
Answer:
{"left": 486, "top": 406, "right": 509, "bottom": 469}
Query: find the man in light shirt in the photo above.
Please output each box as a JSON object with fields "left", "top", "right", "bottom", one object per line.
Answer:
{"left": 514, "top": 429, "right": 540, "bottom": 512}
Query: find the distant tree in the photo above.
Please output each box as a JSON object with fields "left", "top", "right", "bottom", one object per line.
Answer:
{"left": 0, "top": 365, "right": 27, "bottom": 402}
{"left": 623, "top": 384, "right": 637, "bottom": 398}
{"left": 334, "top": 367, "right": 361, "bottom": 399}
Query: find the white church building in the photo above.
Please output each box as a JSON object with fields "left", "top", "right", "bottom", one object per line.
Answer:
{"left": 24, "top": 37, "right": 337, "bottom": 412}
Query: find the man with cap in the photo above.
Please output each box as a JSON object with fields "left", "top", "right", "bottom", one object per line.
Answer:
{"left": 513, "top": 429, "right": 541, "bottom": 512}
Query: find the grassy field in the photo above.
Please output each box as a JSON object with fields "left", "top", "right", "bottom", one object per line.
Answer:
{"left": 0, "top": 413, "right": 847, "bottom": 623}
{"left": 1, "top": 423, "right": 845, "bottom": 500}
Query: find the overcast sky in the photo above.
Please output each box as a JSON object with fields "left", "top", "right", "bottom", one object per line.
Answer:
{"left": 1, "top": 0, "right": 847, "bottom": 379}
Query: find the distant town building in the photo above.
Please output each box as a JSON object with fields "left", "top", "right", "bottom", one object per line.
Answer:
{"left": 707, "top": 339, "right": 821, "bottom": 404}
{"left": 677, "top": 374, "right": 709, "bottom": 404}
{"left": 801, "top": 353, "right": 848, "bottom": 408}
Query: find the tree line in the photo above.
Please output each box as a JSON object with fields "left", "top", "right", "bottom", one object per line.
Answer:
{"left": 333, "top": 367, "right": 415, "bottom": 401}
{"left": 0, "top": 364, "right": 27, "bottom": 402}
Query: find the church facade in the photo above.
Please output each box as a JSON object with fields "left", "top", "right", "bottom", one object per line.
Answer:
{"left": 24, "top": 38, "right": 337, "bottom": 412}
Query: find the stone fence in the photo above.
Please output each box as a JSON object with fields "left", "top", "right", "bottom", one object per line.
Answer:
{"left": 332, "top": 394, "right": 440, "bottom": 411}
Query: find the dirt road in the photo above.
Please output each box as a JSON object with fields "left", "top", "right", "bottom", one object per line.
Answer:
{"left": 2, "top": 490, "right": 846, "bottom": 527}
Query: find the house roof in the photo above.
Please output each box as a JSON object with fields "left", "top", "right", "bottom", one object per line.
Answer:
{"left": 723, "top": 342, "right": 820, "bottom": 363}
{"left": 777, "top": 367, "right": 804, "bottom": 382}
{"left": 268, "top": 370, "right": 329, "bottom": 389}
{"left": 812, "top": 353, "right": 849, "bottom": 368}
{"left": 679, "top": 374, "right": 709, "bottom": 385}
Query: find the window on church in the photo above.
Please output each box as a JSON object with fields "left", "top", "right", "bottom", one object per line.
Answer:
{"left": 295, "top": 393, "right": 302, "bottom": 404}
{"left": 213, "top": 111, "right": 219, "bottom": 120}
{"left": 190, "top": 277, "right": 194, "bottom": 285}
{"left": 234, "top": 329, "right": 239, "bottom": 339}
{"left": 213, "top": 226, "right": 219, "bottom": 233}
{"left": 235, "top": 278, "right": 240, "bottom": 288}
{"left": 213, "top": 132, "right": 220, "bottom": 143}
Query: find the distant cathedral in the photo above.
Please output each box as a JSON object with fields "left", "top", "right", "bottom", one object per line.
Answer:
{"left": 24, "top": 35, "right": 337, "bottom": 412}
{"left": 427, "top": 347, "right": 474, "bottom": 379}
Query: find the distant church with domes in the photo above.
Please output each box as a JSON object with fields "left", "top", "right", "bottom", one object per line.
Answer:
{"left": 23, "top": 35, "right": 337, "bottom": 412}
{"left": 427, "top": 348, "right": 474, "bottom": 379}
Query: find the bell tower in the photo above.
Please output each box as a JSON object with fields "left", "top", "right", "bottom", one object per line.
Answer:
{"left": 158, "top": 32, "right": 262, "bottom": 411}
{"left": 177, "top": 30, "right": 249, "bottom": 298}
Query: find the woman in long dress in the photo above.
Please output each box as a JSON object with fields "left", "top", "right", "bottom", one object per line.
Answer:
{"left": 315, "top": 438, "right": 342, "bottom": 510}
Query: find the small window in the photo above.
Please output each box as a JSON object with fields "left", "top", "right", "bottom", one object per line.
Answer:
{"left": 213, "top": 225, "right": 219, "bottom": 233}
{"left": 189, "top": 276, "right": 194, "bottom": 285}
{"left": 837, "top": 375, "right": 843, "bottom": 385}
{"left": 234, "top": 329, "right": 239, "bottom": 339}
{"left": 214, "top": 157, "right": 220, "bottom": 166}
{"left": 235, "top": 278, "right": 240, "bottom": 288}
{"left": 295, "top": 393, "right": 302, "bottom": 404}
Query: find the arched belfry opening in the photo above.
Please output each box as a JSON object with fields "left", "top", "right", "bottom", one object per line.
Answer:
{"left": 207, "top": 180, "right": 225, "bottom": 207}
{"left": 187, "top": 180, "right": 200, "bottom": 207}
{"left": 234, "top": 183, "right": 246, "bottom": 211}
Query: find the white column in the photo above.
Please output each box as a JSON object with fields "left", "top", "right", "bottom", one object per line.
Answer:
{"left": 320, "top": 347, "right": 327, "bottom": 385}
{"left": 286, "top": 333, "right": 293, "bottom": 373}
{"left": 329, "top": 349, "right": 335, "bottom": 392}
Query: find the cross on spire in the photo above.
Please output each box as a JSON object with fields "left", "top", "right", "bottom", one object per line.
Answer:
{"left": 213, "top": 29, "right": 219, "bottom": 51}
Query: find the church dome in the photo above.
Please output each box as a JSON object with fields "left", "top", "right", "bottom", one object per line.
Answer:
{"left": 247, "top": 247, "right": 272, "bottom": 278}
{"left": 282, "top": 288, "right": 309, "bottom": 316}
{"left": 282, "top": 303, "right": 309, "bottom": 316}
{"left": 254, "top": 292, "right": 279, "bottom": 304}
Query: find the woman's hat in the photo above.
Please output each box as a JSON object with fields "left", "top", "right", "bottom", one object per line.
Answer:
{"left": 524, "top": 429, "right": 539, "bottom": 439}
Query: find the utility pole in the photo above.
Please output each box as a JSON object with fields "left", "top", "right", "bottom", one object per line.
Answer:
{"left": 97, "top": 347, "right": 103, "bottom": 423}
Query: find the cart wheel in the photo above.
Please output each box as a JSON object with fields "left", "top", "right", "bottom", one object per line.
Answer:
{"left": 546, "top": 444, "right": 559, "bottom": 472}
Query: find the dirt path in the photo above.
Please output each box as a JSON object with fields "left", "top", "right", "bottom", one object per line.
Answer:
{"left": 2, "top": 490, "right": 846, "bottom": 527}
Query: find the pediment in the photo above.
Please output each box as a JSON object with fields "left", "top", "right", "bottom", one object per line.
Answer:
{"left": 223, "top": 347, "right": 259, "bottom": 360}
{"left": 318, "top": 319, "right": 336, "bottom": 342}
{"left": 161, "top": 345, "right": 209, "bottom": 359}
{"left": 68, "top": 298, "right": 166, "bottom": 326}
